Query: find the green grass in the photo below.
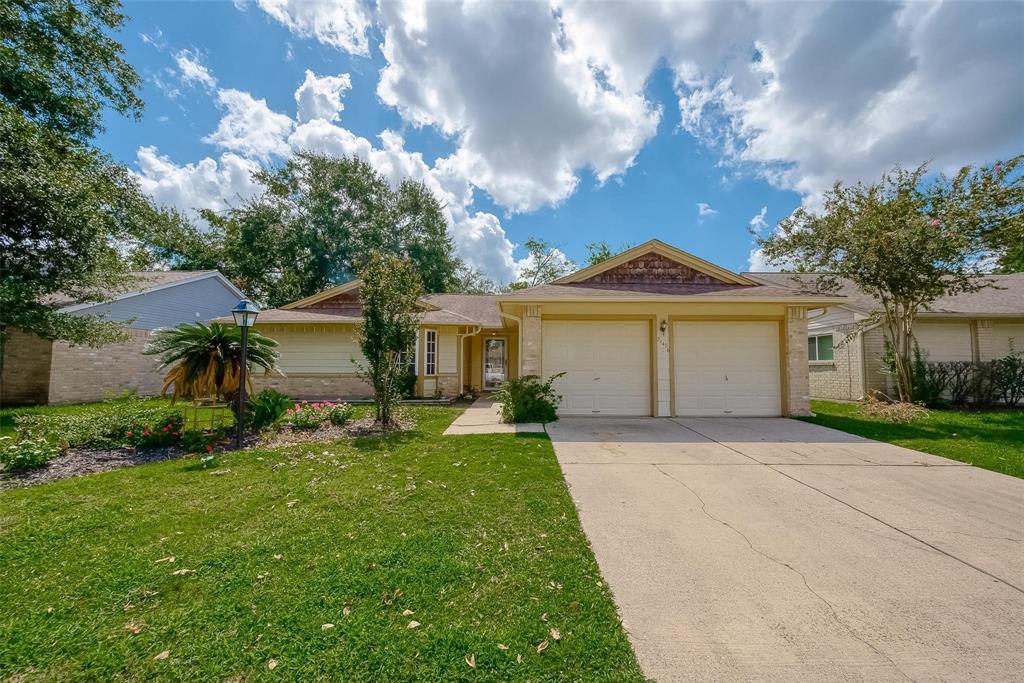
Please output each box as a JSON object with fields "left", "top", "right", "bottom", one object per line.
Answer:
{"left": 802, "top": 400, "right": 1024, "bottom": 479}
{"left": 0, "top": 397, "right": 233, "bottom": 436}
{"left": 0, "top": 406, "right": 643, "bottom": 681}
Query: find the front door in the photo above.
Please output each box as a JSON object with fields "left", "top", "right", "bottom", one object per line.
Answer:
{"left": 484, "top": 338, "right": 507, "bottom": 390}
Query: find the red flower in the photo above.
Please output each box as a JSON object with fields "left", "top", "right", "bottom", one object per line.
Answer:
{"left": 126, "top": 431, "right": 133, "bottom": 437}
{"left": 206, "top": 445, "right": 214, "bottom": 453}
{"left": 162, "top": 426, "right": 169, "bottom": 432}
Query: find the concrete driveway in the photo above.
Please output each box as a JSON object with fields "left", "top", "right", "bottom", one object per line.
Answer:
{"left": 548, "top": 417, "right": 1024, "bottom": 682}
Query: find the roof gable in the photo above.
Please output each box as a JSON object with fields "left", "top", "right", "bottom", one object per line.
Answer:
{"left": 555, "top": 240, "right": 756, "bottom": 286}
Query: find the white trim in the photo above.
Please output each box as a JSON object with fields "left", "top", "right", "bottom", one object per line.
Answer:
{"left": 59, "top": 272, "right": 245, "bottom": 313}
{"left": 808, "top": 333, "right": 835, "bottom": 362}
{"left": 424, "top": 328, "right": 438, "bottom": 376}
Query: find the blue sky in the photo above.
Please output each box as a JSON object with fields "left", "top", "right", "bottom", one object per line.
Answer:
{"left": 100, "top": 1, "right": 1023, "bottom": 283}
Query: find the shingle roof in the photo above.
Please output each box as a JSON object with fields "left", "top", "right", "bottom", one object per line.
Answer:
{"left": 421, "top": 294, "right": 503, "bottom": 327}
{"left": 744, "top": 272, "right": 1024, "bottom": 316}
{"left": 253, "top": 293, "right": 503, "bottom": 327}
{"left": 49, "top": 271, "right": 219, "bottom": 307}
{"left": 497, "top": 281, "right": 843, "bottom": 301}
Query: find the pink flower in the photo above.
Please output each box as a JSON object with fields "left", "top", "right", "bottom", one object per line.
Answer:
{"left": 126, "top": 431, "right": 133, "bottom": 437}
{"left": 931, "top": 219, "right": 940, "bottom": 226}
{"left": 286, "top": 408, "right": 293, "bottom": 415}
{"left": 206, "top": 445, "right": 214, "bottom": 453}
{"left": 995, "top": 163, "right": 1002, "bottom": 174}
{"left": 162, "top": 426, "right": 168, "bottom": 432}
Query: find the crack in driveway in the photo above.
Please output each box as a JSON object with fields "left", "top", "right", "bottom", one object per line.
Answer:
{"left": 653, "top": 463, "right": 916, "bottom": 683}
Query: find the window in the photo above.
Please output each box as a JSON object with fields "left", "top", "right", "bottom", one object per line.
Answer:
{"left": 808, "top": 334, "right": 834, "bottom": 362}
{"left": 424, "top": 329, "right": 437, "bottom": 376}
{"left": 396, "top": 344, "right": 416, "bottom": 374}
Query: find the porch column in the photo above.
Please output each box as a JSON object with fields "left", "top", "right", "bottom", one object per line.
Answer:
{"left": 786, "top": 306, "right": 811, "bottom": 416}
{"left": 521, "top": 304, "right": 543, "bottom": 377}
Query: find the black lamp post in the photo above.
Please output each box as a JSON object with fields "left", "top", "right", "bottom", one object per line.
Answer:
{"left": 231, "top": 299, "right": 260, "bottom": 449}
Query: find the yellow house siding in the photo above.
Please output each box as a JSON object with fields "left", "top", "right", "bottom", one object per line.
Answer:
{"left": 438, "top": 328, "right": 458, "bottom": 374}
{"left": 258, "top": 324, "right": 365, "bottom": 374}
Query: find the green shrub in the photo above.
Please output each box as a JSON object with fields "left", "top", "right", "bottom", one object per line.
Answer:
{"left": 181, "top": 428, "right": 229, "bottom": 454}
{"left": 992, "top": 352, "right": 1024, "bottom": 407}
{"left": 495, "top": 373, "right": 564, "bottom": 424}
{"left": 968, "top": 361, "right": 1000, "bottom": 407}
{"left": 285, "top": 401, "right": 331, "bottom": 429}
{"left": 123, "top": 413, "right": 184, "bottom": 449}
{"left": 247, "top": 389, "right": 292, "bottom": 429}
{"left": 16, "top": 400, "right": 185, "bottom": 449}
{"left": 327, "top": 402, "right": 354, "bottom": 426}
{"left": 0, "top": 436, "right": 61, "bottom": 472}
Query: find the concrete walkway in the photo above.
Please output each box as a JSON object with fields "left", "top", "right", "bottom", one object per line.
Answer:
{"left": 443, "top": 396, "right": 545, "bottom": 435}
{"left": 549, "top": 416, "right": 1024, "bottom": 682}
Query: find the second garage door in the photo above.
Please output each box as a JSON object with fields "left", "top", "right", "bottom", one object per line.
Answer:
{"left": 542, "top": 320, "right": 650, "bottom": 416}
{"left": 673, "top": 321, "right": 781, "bottom": 416}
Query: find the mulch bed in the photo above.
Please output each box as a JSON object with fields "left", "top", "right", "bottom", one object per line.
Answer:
{"left": 1, "top": 418, "right": 413, "bottom": 490}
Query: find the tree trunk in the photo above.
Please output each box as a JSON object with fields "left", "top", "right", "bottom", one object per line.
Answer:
{"left": 884, "top": 301, "right": 917, "bottom": 402}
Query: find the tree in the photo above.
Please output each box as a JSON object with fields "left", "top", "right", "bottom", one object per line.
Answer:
{"left": 1, "top": 0, "right": 143, "bottom": 141}
{"left": 451, "top": 263, "right": 498, "bottom": 294}
{"left": 963, "top": 155, "right": 1024, "bottom": 272}
{"left": 357, "top": 252, "right": 423, "bottom": 427}
{"left": 143, "top": 153, "right": 460, "bottom": 306}
{"left": 584, "top": 240, "right": 635, "bottom": 267}
{"left": 144, "top": 322, "right": 280, "bottom": 423}
{"left": 507, "top": 238, "right": 576, "bottom": 290}
{"left": 1, "top": 0, "right": 176, "bottom": 356}
{"left": 757, "top": 160, "right": 1020, "bottom": 401}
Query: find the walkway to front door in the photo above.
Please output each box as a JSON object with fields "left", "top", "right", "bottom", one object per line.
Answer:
{"left": 549, "top": 416, "right": 1024, "bottom": 682}
{"left": 443, "top": 396, "right": 545, "bottom": 435}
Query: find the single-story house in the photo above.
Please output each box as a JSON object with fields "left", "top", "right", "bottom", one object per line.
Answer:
{"left": 252, "top": 240, "right": 843, "bottom": 417}
{"left": 745, "top": 272, "right": 1024, "bottom": 401}
{"left": 1, "top": 271, "right": 245, "bottom": 405}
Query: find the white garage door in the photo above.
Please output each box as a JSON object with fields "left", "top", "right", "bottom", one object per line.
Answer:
{"left": 673, "top": 321, "right": 781, "bottom": 416}
{"left": 542, "top": 320, "right": 650, "bottom": 416}
{"left": 912, "top": 322, "right": 973, "bottom": 362}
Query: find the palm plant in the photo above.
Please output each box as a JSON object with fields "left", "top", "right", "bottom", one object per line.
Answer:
{"left": 144, "top": 322, "right": 280, "bottom": 418}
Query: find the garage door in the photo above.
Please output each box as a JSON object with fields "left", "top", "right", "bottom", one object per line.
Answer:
{"left": 673, "top": 321, "right": 781, "bottom": 416}
{"left": 542, "top": 320, "right": 650, "bottom": 416}
{"left": 912, "top": 322, "right": 972, "bottom": 362}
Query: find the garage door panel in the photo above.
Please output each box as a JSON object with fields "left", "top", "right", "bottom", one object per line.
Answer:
{"left": 673, "top": 321, "right": 781, "bottom": 417}
{"left": 543, "top": 320, "right": 650, "bottom": 416}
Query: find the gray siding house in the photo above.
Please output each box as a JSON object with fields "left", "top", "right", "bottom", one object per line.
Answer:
{"left": 1, "top": 271, "right": 244, "bottom": 405}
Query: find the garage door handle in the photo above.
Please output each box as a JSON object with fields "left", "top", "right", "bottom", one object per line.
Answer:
{"left": 593, "top": 376, "right": 600, "bottom": 381}
{"left": 724, "top": 373, "right": 728, "bottom": 381}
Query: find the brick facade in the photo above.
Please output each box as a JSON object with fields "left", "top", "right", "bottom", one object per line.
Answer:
{"left": 785, "top": 307, "right": 812, "bottom": 416}
{"left": 48, "top": 329, "right": 165, "bottom": 404}
{"left": 521, "top": 305, "right": 543, "bottom": 377}
{"left": 808, "top": 325, "right": 864, "bottom": 401}
{"left": 252, "top": 373, "right": 373, "bottom": 400}
{"left": 1, "top": 328, "right": 53, "bottom": 405}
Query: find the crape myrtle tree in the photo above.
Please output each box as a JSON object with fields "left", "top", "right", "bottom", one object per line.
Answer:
{"left": 507, "top": 237, "right": 577, "bottom": 290}
{"left": 357, "top": 252, "right": 424, "bottom": 428}
{"left": 757, "top": 158, "right": 1023, "bottom": 402}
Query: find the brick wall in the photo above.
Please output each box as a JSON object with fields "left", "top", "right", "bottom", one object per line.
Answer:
{"left": 252, "top": 374, "right": 373, "bottom": 400}
{"left": 862, "top": 326, "right": 891, "bottom": 396}
{"left": 808, "top": 325, "right": 864, "bottom": 401}
{"left": 521, "top": 305, "right": 543, "bottom": 377}
{"left": 47, "top": 329, "right": 165, "bottom": 404}
{"left": 0, "top": 328, "right": 53, "bottom": 405}
{"left": 785, "top": 307, "right": 811, "bottom": 416}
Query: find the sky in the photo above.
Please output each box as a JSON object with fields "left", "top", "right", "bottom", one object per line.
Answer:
{"left": 99, "top": 0, "right": 1024, "bottom": 285}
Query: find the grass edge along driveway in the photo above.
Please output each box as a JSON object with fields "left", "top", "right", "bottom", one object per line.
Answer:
{"left": 0, "top": 406, "right": 644, "bottom": 681}
{"left": 801, "top": 400, "right": 1024, "bottom": 479}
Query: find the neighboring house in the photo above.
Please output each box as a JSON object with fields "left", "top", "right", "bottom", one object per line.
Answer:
{"left": 1, "top": 271, "right": 244, "bottom": 406}
{"left": 746, "top": 272, "right": 1024, "bottom": 401}
{"left": 250, "top": 240, "right": 841, "bottom": 417}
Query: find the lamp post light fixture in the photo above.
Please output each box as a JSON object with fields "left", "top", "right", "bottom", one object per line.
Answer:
{"left": 231, "top": 299, "right": 260, "bottom": 449}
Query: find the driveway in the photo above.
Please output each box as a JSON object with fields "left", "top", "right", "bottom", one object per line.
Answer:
{"left": 548, "top": 417, "right": 1024, "bottom": 682}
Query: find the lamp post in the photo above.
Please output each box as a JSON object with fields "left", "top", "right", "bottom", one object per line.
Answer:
{"left": 231, "top": 299, "right": 260, "bottom": 449}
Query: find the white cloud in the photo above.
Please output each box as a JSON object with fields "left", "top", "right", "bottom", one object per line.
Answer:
{"left": 376, "top": 0, "right": 661, "bottom": 212}
{"left": 294, "top": 70, "right": 352, "bottom": 123}
{"left": 134, "top": 146, "right": 262, "bottom": 216}
{"left": 696, "top": 202, "right": 717, "bottom": 218}
{"left": 174, "top": 49, "right": 217, "bottom": 90}
{"left": 252, "top": 0, "right": 371, "bottom": 55}
{"left": 748, "top": 206, "right": 768, "bottom": 234}
{"left": 202, "top": 89, "right": 294, "bottom": 161}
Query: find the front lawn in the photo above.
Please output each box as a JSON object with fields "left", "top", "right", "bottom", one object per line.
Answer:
{"left": 0, "top": 397, "right": 233, "bottom": 437}
{"left": 0, "top": 406, "right": 642, "bottom": 681}
{"left": 802, "top": 400, "right": 1024, "bottom": 479}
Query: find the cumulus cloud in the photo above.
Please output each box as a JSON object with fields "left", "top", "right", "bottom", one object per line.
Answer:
{"left": 294, "top": 70, "right": 352, "bottom": 123}
{"left": 748, "top": 206, "right": 768, "bottom": 234}
{"left": 134, "top": 146, "right": 262, "bottom": 215}
{"left": 376, "top": 1, "right": 661, "bottom": 212}
{"left": 696, "top": 202, "right": 717, "bottom": 219}
{"left": 174, "top": 49, "right": 217, "bottom": 90}
{"left": 202, "top": 89, "right": 294, "bottom": 161}
{"left": 252, "top": 0, "right": 371, "bottom": 55}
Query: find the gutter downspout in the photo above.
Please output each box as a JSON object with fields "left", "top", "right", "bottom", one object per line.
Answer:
{"left": 499, "top": 310, "right": 523, "bottom": 379}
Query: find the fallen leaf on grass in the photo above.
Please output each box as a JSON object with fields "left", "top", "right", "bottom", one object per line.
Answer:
{"left": 465, "top": 654, "right": 476, "bottom": 669}
{"left": 171, "top": 568, "right": 195, "bottom": 576}
{"left": 153, "top": 650, "right": 170, "bottom": 661}
{"left": 516, "top": 654, "right": 523, "bottom": 664}
{"left": 536, "top": 640, "right": 549, "bottom": 654}
{"left": 124, "top": 622, "right": 143, "bottom": 634}
{"left": 401, "top": 609, "right": 414, "bottom": 616}
{"left": 273, "top": 554, "right": 283, "bottom": 561}
{"left": 568, "top": 601, "right": 580, "bottom": 611}
{"left": 342, "top": 606, "right": 351, "bottom": 616}
{"left": 407, "top": 620, "right": 420, "bottom": 629}
{"left": 540, "top": 612, "right": 548, "bottom": 622}
{"left": 267, "top": 659, "right": 278, "bottom": 670}
{"left": 286, "top": 500, "right": 298, "bottom": 508}
{"left": 321, "top": 623, "right": 335, "bottom": 631}
{"left": 46, "top": 607, "right": 54, "bottom": 614}
{"left": 154, "top": 556, "right": 175, "bottom": 564}
{"left": 549, "top": 628, "right": 561, "bottom": 641}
